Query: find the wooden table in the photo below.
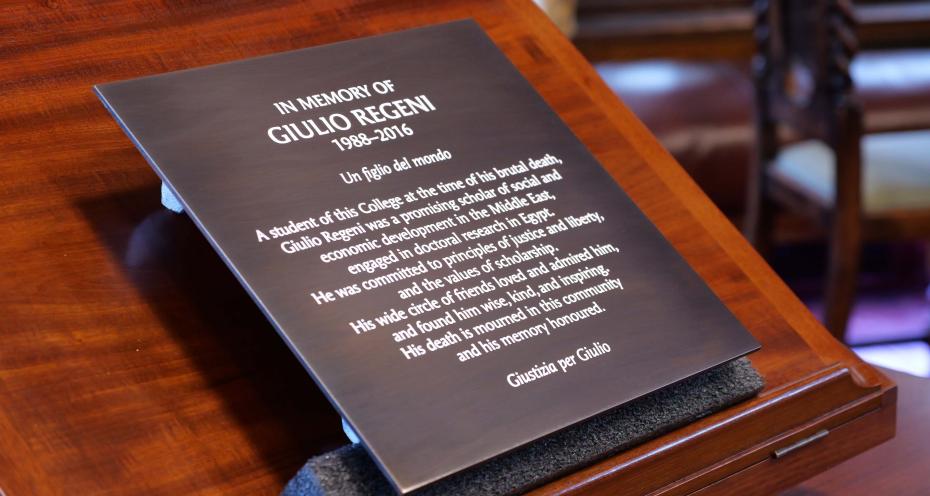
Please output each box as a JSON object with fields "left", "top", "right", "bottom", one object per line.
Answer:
{"left": 784, "top": 367, "right": 929, "bottom": 496}
{"left": 0, "top": 1, "right": 896, "bottom": 495}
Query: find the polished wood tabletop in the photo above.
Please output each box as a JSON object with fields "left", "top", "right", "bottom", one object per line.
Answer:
{"left": 0, "top": 1, "right": 895, "bottom": 495}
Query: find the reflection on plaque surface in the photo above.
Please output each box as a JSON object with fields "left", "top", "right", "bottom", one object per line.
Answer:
{"left": 95, "top": 20, "right": 760, "bottom": 494}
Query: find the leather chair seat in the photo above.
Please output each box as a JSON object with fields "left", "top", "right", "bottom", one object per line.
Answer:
{"left": 770, "top": 130, "right": 930, "bottom": 214}
{"left": 596, "top": 49, "right": 930, "bottom": 214}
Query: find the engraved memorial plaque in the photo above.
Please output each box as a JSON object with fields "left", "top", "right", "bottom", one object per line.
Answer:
{"left": 95, "top": 20, "right": 760, "bottom": 493}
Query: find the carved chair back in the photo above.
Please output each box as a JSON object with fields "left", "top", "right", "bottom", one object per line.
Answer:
{"left": 753, "top": 0, "right": 862, "bottom": 147}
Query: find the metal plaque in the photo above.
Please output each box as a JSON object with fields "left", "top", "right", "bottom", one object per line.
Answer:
{"left": 95, "top": 20, "right": 759, "bottom": 493}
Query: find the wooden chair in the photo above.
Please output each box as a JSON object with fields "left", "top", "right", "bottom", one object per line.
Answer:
{"left": 745, "top": 0, "right": 930, "bottom": 342}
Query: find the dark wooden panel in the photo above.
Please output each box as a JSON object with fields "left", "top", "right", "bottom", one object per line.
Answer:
{"left": 575, "top": 0, "right": 930, "bottom": 61}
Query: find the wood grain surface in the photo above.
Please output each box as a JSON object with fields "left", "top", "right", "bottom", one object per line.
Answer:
{"left": 0, "top": 1, "right": 895, "bottom": 495}
{"left": 784, "top": 368, "right": 930, "bottom": 496}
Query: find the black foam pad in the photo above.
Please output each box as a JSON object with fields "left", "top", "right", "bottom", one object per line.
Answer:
{"left": 283, "top": 357, "right": 763, "bottom": 496}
